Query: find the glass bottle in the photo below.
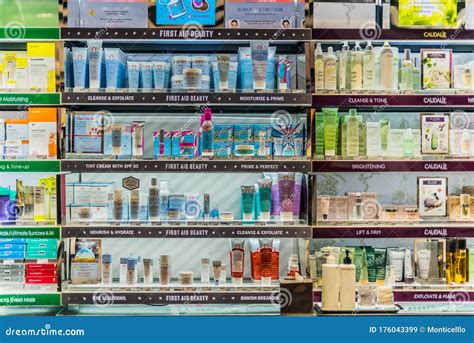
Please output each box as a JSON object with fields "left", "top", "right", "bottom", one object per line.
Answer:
{"left": 362, "top": 41, "right": 375, "bottom": 91}
{"left": 400, "top": 49, "right": 414, "bottom": 91}
{"left": 412, "top": 58, "right": 422, "bottom": 91}
{"left": 454, "top": 239, "right": 467, "bottom": 284}
{"left": 346, "top": 109, "right": 359, "bottom": 157}
{"left": 315, "top": 43, "right": 324, "bottom": 91}
{"left": 351, "top": 42, "right": 363, "bottom": 91}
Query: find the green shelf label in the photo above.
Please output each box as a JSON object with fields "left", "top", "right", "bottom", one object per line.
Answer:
{"left": 0, "top": 227, "right": 60, "bottom": 239}
{"left": 0, "top": 294, "right": 60, "bottom": 306}
{"left": 0, "top": 28, "right": 59, "bottom": 40}
{"left": 0, "top": 161, "right": 60, "bottom": 172}
{"left": 0, "top": 93, "right": 60, "bottom": 105}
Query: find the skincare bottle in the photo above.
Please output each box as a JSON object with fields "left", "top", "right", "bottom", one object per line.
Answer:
{"left": 220, "top": 264, "right": 227, "bottom": 284}
{"left": 339, "top": 41, "right": 350, "bottom": 91}
{"left": 203, "top": 193, "right": 210, "bottom": 220}
{"left": 132, "top": 122, "right": 145, "bottom": 158}
{"left": 358, "top": 116, "right": 366, "bottom": 156}
{"left": 22, "top": 186, "right": 34, "bottom": 221}
{"left": 455, "top": 239, "right": 467, "bottom": 284}
{"left": 322, "top": 255, "right": 340, "bottom": 311}
{"left": 346, "top": 109, "right": 359, "bottom": 157}
{"left": 446, "top": 239, "right": 456, "bottom": 284}
{"left": 102, "top": 253, "right": 112, "bottom": 285}
{"left": 380, "top": 119, "right": 390, "bottom": 156}
{"left": 403, "top": 128, "right": 414, "bottom": 157}
{"left": 287, "top": 254, "right": 300, "bottom": 277}
{"left": 159, "top": 254, "right": 171, "bottom": 285}
{"left": 201, "top": 108, "right": 214, "bottom": 157}
{"left": 149, "top": 178, "right": 160, "bottom": 222}
{"left": 339, "top": 250, "right": 356, "bottom": 311}
{"left": 159, "top": 181, "right": 169, "bottom": 220}
{"left": 362, "top": 41, "right": 375, "bottom": 91}
{"left": 380, "top": 42, "right": 394, "bottom": 91}
{"left": 315, "top": 43, "right": 324, "bottom": 91}
{"left": 201, "top": 257, "right": 210, "bottom": 284}
{"left": 324, "top": 47, "right": 337, "bottom": 91}
{"left": 120, "top": 257, "right": 128, "bottom": 284}
{"left": 401, "top": 49, "right": 414, "bottom": 91}
{"left": 14, "top": 179, "right": 24, "bottom": 220}
{"left": 213, "top": 261, "right": 222, "bottom": 285}
{"left": 113, "top": 190, "right": 123, "bottom": 222}
{"left": 33, "top": 185, "right": 46, "bottom": 222}
{"left": 413, "top": 58, "right": 421, "bottom": 90}
{"left": 143, "top": 258, "right": 154, "bottom": 284}
{"left": 461, "top": 194, "right": 471, "bottom": 220}
{"left": 463, "top": 66, "right": 473, "bottom": 90}
{"left": 129, "top": 190, "right": 140, "bottom": 221}
{"left": 353, "top": 193, "right": 363, "bottom": 220}
{"left": 126, "top": 258, "right": 137, "bottom": 286}
{"left": 351, "top": 42, "right": 363, "bottom": 91}
{"left": 462, "top": 129, "right": 471, "bottom": 156}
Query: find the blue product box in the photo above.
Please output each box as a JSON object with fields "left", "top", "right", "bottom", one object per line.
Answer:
{"left": 156, "top": 0, "right": 216, "bottom": 26}
{"left": 272, "top": 122, "right": 305, "bottom": 157}
{"left": 153, "top": 130, "right": 172, "bottom": 157}
{"left": 0, "top": 251, "right": 25, "bottom": 259}
{"left": 214, "top": 142, "right": 232, "bottom": 157}
{"left": 233, "top": 124, "right": 253, "bottom": 143}
{"left": 73, "top": 113, "right": 103, "bottom": 153}
{"left": 0, "top": 244, "right": 25, "bottom": 251}
{"left": 214, "top": 124, "right": 233, "bottom": 142}
{"left": 0, "top": 239, "right": 26, "bottom": 244}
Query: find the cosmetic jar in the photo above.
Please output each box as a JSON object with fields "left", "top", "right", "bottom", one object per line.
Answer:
{"left": 403, "top": 206, "right": 419, "bottom": 221}
{"left": 171, "top": 75, "right": 184, "bottom": 90}
{"left": 376, "top": 286, "right": 394, "bottom": 306}
{"left": 358, "top": 284, "right": 376, "bottom": 307}
{"left": 220, "top": 212, "right": 234, "bottom": 221}
{"left": 179, "top": 271, "right": 193, "bottom": 285}
{"left": 234, "top": 145, "right": 255, "bottom": 156}
{"left": 382, "top": 206, "right": 399, "bottom": 221}
{"left": 183, "top": 68, "right": 203, "bottom": 90}
{"left": 191, "top": 56, "right": 210, "bottom": 76}
{"left": 172, "top": 56, "right": 191, "bottom": 76}
{"left": 167, "top": 208, "right": 180, "bottom": 220}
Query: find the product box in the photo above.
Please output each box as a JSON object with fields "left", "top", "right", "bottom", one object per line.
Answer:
{"left": 68, "top": 0, "right": 149, "bottom": 28}
{"left": 73, "top": 183, "right": 90, "bottom": 204}
{"left": 214, "top": 124, "right": 233, "bottom": 142}
{"left": 25, "top": 269, "right": 57, "bottom": 277}
{"left": 27, "top": 42, "right": 55, "bottom": 92}
{"left": 25, "top": 263, "right": 56, "bottom": 271}
{"left": 314, "top": 0, "right": 390, "bottom": 29}
{"left": 421, "top": 49, "right": 452, "bottom": 89}
{"left": 89, "top": 183, "right": 113, "bottom": 205}
{"left": 15, "top": 53, "right": 28, "bottom": 90}
{"left": 421, "top": 114, "right": 449, "bottom": 154}
{"left": 70, "top": 205, "right": 92, "bottom": 223}
{"left": 153, "top": 130, "right": 171, "bottom": 157}
{"left": 226, "top": 0, "right": 304, "bottom": 28}
{"left": 0, "top": 243, "right": 25, "bottom": 251}
{"left": 73, "top": 112, "right": 103, "bottom": 154}
{"left": 253, "top": 124, "right": 272, "bottom": 157}
{"left": 0, "top": 269, "right": 23, "bottom": 277}
{"left": 418, "top": 177, "right": 447, "bottom": 217}
{"left": 38, "top": 176, "right": 57, "bottom": 221}
{"left": 28, "top": 108, "right": 57, "bottom": 158}
{"left": 171, "top": 130, "right": 181, "bottom": 157}
{"left": 25, "top": 249, "right": 57, "bottom": 259}
{"left": 71, "top": 239, "right": 101, "bottom": 284}
{"left": 5, "top": 118, "right": 28, "bottom": 157}
{"left": 387, "top": 129, "right": 405, "bottom": 157}
{"left": 0, "top": 276, "right": 23, "bottom": 284}
{"left": 27, "top": 239, "right": 57, "bottom": 250}
{"left": 25, "top": 276, "right": 57, "bottom": 284}
{"left": 180, "top": 130, "right": 197, "bottom": 158}
{"left": 156, "top": 0, "right": 216, "bottom": 25}
{"left": 0, "top": 251, "right": 25, "bottom": 259}
{"left": 447, "top": 195, "right": 460, "bottom": 220}
{"left": 272, "top": 123, "right": 305, "bottom": 157}
{"left": 398, "top": 0, "right": 458, "bottom": 28}
{"left": 214, "top": 142, "right": 232, "bottom": 157}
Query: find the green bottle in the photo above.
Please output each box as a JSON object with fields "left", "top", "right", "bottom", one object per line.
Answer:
{"left": 380, "top": 119, "right": 390, "bottom": 156}
{"left": 346, "top": 109, "right": 359, "bottom": 157}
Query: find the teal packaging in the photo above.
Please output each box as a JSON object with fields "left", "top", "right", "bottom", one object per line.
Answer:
{"left": 153, "top": 130, "right": 172, "bottom": 157}
{"left": 181, "top": 130, "right": 197, "bottom": 158}
{"left": 253, "top": 124, "right": 272, "bottom": 157}
{"left": 156, "top": 0, "right": 216, "bottom": 25}
{"left": 171, "top": 131, "right": 181, "bottom": 157}
{"left": 27, "top": 239, "right": 57, "bottom": 250}
{"left": 25, "top": 249, "right": 57, "bottom": 259}
{"left": 214, "top": 124, "right": 233, "bottom": 142}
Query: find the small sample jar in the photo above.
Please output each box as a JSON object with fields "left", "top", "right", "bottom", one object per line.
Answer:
{"left": 78, "top": 207, "right": 91, "bottom": 222}
{"left": 382, "top": 206, "right": 399, "bottom": 221}
{"left": 167, "top": 208, "right": 180, "bottom": 220}
{"left": 179, "top": 271, "right": 193, "bottom": 285}
{"left": 358, "top": 284, "right": 376, "bottom": 308}
{"left": 403, "top": 206, "right": 419, "bottom": 221}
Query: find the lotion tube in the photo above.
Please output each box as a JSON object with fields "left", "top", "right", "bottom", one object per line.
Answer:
{"left": 250, "top": 41, "right": 269, "bottom": 90}
{"left": 127, "top": 61, "right": 140, "bottom": 91}
{"left": 72, "top": 47, "right": 88, "bottom": 90}
{"left": 230, "top": 239, "right": 245, "bottom": 285}
{"left": 87, "top": 40, "right": 103, "bottom": 89}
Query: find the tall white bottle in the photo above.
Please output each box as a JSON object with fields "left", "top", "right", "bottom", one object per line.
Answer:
{"left": 351, "top": 42, "right": 363, "bottom": 91}
{"left": 363, "top": 41, "right": 375, "bottom": 91}
{"left": 322, "top": 255, "right": 340, "bottom": 311}
{"left": 315, "top": 43, "right": 324, "bottom": 92}
{"left": 400, "top": 49, "right": 414, "bottom": 91}
{"left": 380, "top": 41, "right": 394, "bottom": 91}
{"left": 324, "top": 47, "right": 337, "bottom": 91}
{"left": 339, "top": 41, "right": 350, "bottom": 92}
